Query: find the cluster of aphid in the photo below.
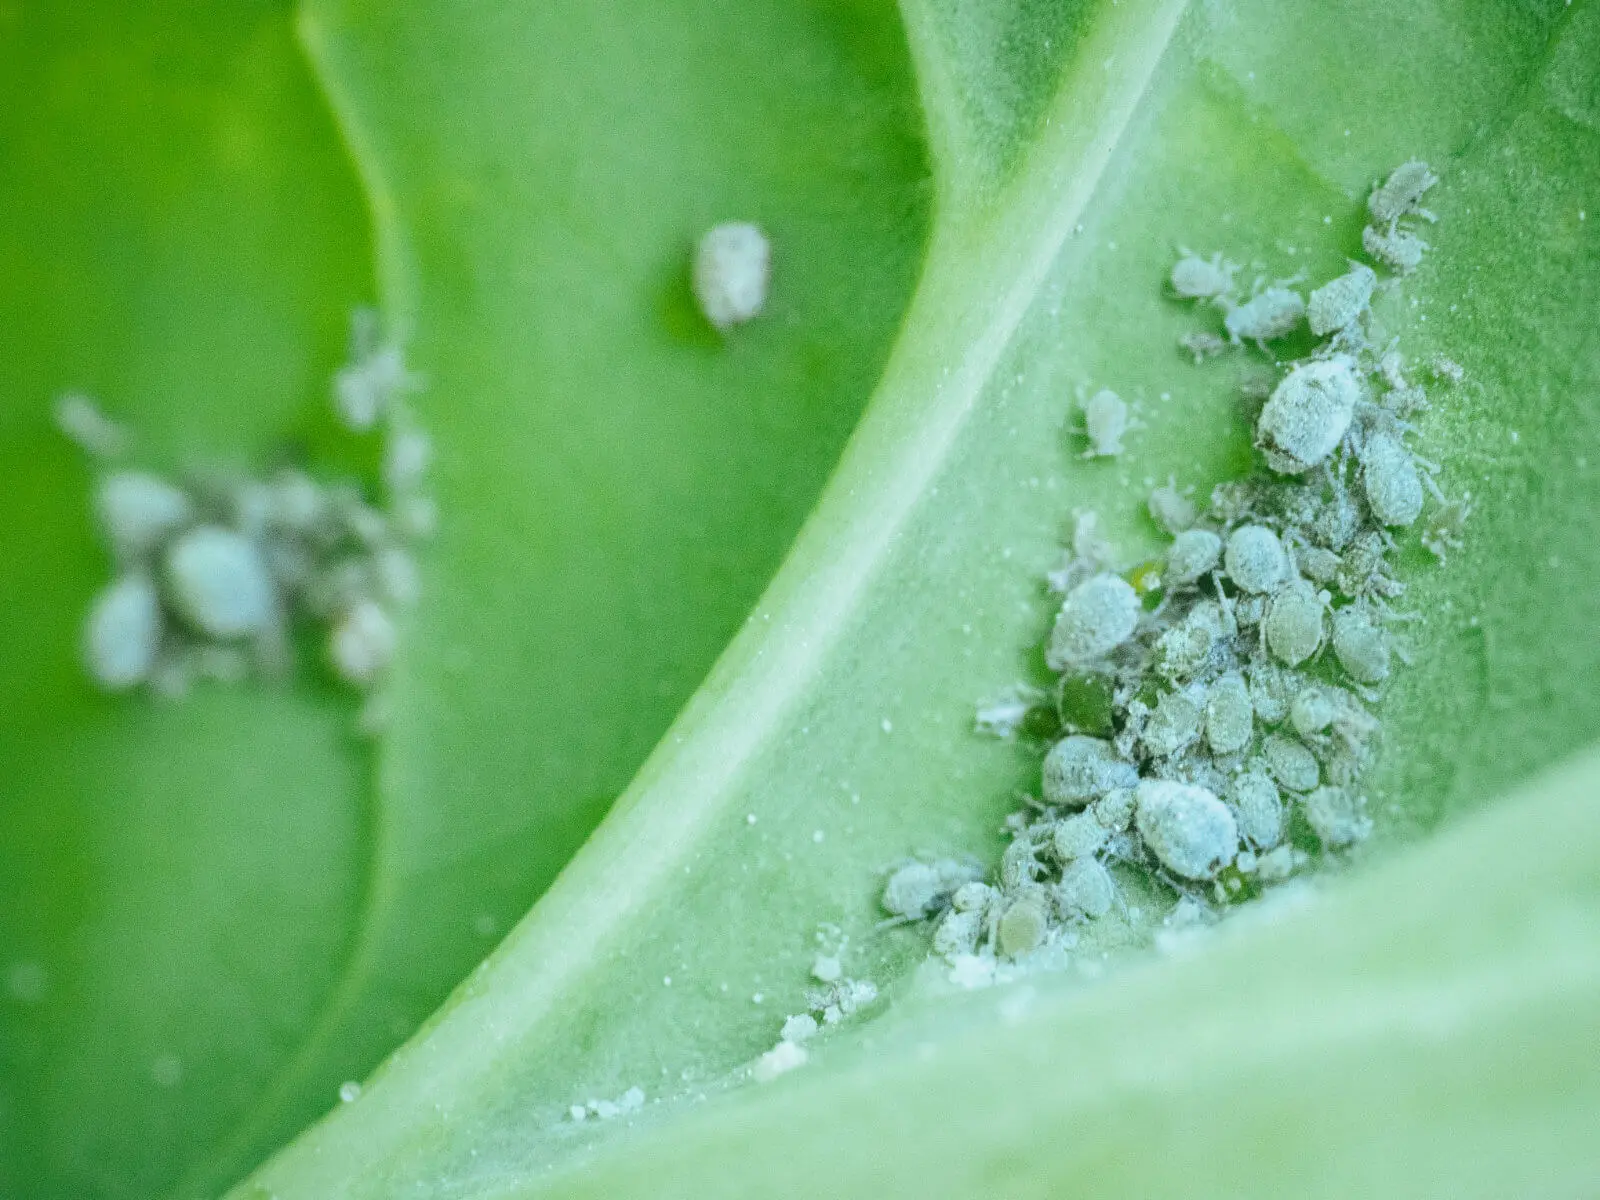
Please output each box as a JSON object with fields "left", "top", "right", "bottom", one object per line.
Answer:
{"left": 60, "top": 310, "right": 432, "bottom": 724}
{"left": 885, "top": 163, "right": 1471, "bottom": 966}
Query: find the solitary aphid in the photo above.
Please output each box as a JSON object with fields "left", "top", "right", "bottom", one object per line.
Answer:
{"left": 1042, "top": 735, "right": 1139, "bottom": 807}
{"left": 164, "top": 526, "right": 277, "bottom": 639}
{"left": 1229, "top": 771, "right": 1283, "bottom": 849}
{"left": 1303, "top": 785, "right": 1372, "bottom": 848}
{"left": 1203, "top": 670, "right": 1254, "bottom": 755}
{"left": 1359, "top": 432, "right": 1424, "bottom": 527}
{"left": 1223, "top": 524, "right": 1288, "bottom": 594}
{"left": 1179, "top": 331, "right": 1230, "bottom": 363}
{"left": 1255, "top": 357, "right": 1360, "bottom": 474}
{"left": 95, "top": 471, "right": 194, "bottom": 562}
{"left": 1261, "top": 733, "right": 1320, "bottom": 793}
{"left": 1263, "top": 581, "right": 1326, "bottom": 666}
{"left": 1056, "top": 857, "right": 1114, "bottom": 919}
{"left": 84, "top": 573, "right": 162, "bottom": 690}
{"left": 1362, "top": 224, "right": 1428, "bottom": 274}
{"left": 1046, "top": 573, "right": 1140, "bottom": 670}
{"left": 1224, "top": 286, "right": 1305, "bottom": 346}
{"left": 329, "top": 600, "right": 398, "bottom": 686}
{"left": 1330, "top": 605, "right": 1391, "bottom": 684}
{"left": 55, "top": 394, "right": 128, "bottom": 459}
{"left": 1367, "top": 160, "right": 1438, "bottom": 226}
{"left": 1170, "top": 250, "right": 1238, "bottom": 303}
{"left": 1307, "top": 262, "right": 1377, "bottom": 336}
{"left": 1134, "top": 780, "right": 1238, "bottom": 881}
{"left": 693, "top": 222, "right": 770, "bottom": 331}
{"left": 1081, "top": 389, "right": 1129, "bottom": 457}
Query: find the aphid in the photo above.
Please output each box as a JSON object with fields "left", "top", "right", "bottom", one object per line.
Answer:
{"left": 1303, "top": 785, "right": 1372, "bottom": 848}
{"left": 334, "top": 309, "right": 419, "bottom": 432}
{"left": 1041, "top": 734, "right": 1139, "bottom": 807}
{"left": 693, "top": 222, "right": 771, "bottom": 331}
{"left": 1335, "top": 529, "right": 1402, "bottom": 599}
{"left": 83, "top": 573, "right": 162, "bottom": 690}
{"left": 1362, "top": 224, "right": 1428, "bottom": 274}
{"left": 1229, "top": 771, "right": 1283, "bottom": 849}
{"left": 1091, "top": 787, "right": 1136, "bottom": 832}
{"left": 1246, "top": 659, "right": 1301, "bottom": 724}
{"left": 55, "top": 393, "right": 128, "bottom": 459}
{"left": 1264, "top": 581, "right": 1326, "bottom": 666}
{"left": 96, "top": 471, "right": 193, "bottom": 561}
{"left": 1330, "top": 605, "right": 1391, "bottom": 684}
{"left": 1421, "top": 489, "right": 1473, "bottom": 562}
{"left": 1081, "top": 389, "right": 1129, "bottom": 457}
{"left": 1307, "top": 263, "right": 1377, "bottom": 336}
{"left": 1179, "top": 331, "right": 1230, "bottom": 363}
{"left": 266, "top": 470, "right": 327, "bottom": 534}
{"left": 1170, "top": 250, "right": 1238, "bottom": 303}
{"left": 1052, "top": 811, "right": 1110, "bottom": 861}
{"left": 997, "top": 892, "right": 1050, "bottom": 957}
{"left": 1359, "top": 432, "right": 1424, "bottom": 527}
{"left": 1055, "top": 858, "right": 1114, "bottom": 920}
{"left": 1153, "top": 599, "right": 1234, "bottom": 682}
{"left": 1289, "top": 685, "right": 1343, "bottom": 740}
{"left": 880, "top": 859, "right": 975, "bottom": 920}
{"left": 1313, "top": 484, "right": 1361, "bottom": 551}
{"left": 1299, "top": 545, "right": 1341, "bottom": 585}
{"left": 1166, "top": 528, "right": 1221, "bottom": 588}
{"left": 373, "top": 545, "right": 422, "bottom": 609}
{"left": 1141, "top": 689, "right": 1203, "bottom": 758}
{"left": 1367, "top": 160, "right": 1438, "bottom": 226}
{"left": 163, "top": 525, "right": 277, "bottom": 639}
{"left": 951, "top": 881, "right": 998, "bottom": 913}
{"left": 1261, "top": 733, "right": 1320, "bottom": 793}
{"left": 1224, "top": 286, "right": 1305, "bottom": 346}
{"left": 1223, "top": 525, "right": 1288, "bottom": 593}
{"left": 932, "top": 908, "right": 982, "bottom": 958}
{"left": 1255, "top": 357, "right": 1360, "bottom": 474}
{"left": 1134, "top": 780, "right": 1238, "bottom": 881}
{"left": 329, "top": 599, "right": 398, "bottom": 686}
{"left": 1203, "top": 670, "right": 1253, "bottom": 755}
{"left": 1148, "top": 480, "right": 1196, "bottom": 534}
{"left": 780, "top": 1014, "right": 819, "bottom": 1044}
{"left": 1046, "top": 573, "right": 1140, "bottom": 670}
{"left": 752, "top": 1039, "right": 808, "bottom": 1082}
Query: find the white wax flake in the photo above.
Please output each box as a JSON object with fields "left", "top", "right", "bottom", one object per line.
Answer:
{"left": 780, "top": 1014, "right": 819, "bottom": 1044}
{"left": 338, "top": 1081, "right": 363, "bottom": 1104}
{"left": 693, "top": 222, "right": 771, "bottom": 331}
{"left": 811, "top": 954, "right": 842, "bottom": 984}
{"left": 334, "top": 308, "right": 420, "bottom": 432}
{"left": 752, "top": 1039, "right": 808, "bottom": 1082}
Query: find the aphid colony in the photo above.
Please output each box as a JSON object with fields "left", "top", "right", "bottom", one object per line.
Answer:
{"left": 887, "top": 163, "right": 1468, "bottom": 966}
{"left": 61, "top": 310, "right": 432, "bottom": 716}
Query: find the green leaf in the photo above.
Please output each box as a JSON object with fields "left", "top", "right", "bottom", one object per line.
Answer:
{"left": 237, "top": 0, "right": 1600, "bottom": 1195}
{"left": 0, "top": 1, "right": 927, "bottom": 1196}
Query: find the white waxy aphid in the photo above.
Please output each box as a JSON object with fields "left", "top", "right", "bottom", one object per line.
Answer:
{"left": 1255, "top": 357, "right": 1360, "bottom": 474}
{"left": 1223, "top": 524, "right": 1288, "bottom": 593}
{"left": 1307, "top": 263, "right": 1377, "bottom": 336}
{"left": 1042, "top": 735, "right": 1139, "bottom": 807}
{"left": 1247, "top": 660, "right": 1300, "bottom": 724}
{"left": 1142, "top": 689, "right": 1202, "bottom": 758}
{"left": 1359, "top": 432, "right": 1424, "bottom": 527}
{"left": 1362, "top": 224, "right": 1428, "bottom": 274}
{"left": 951, "top": 881, "right": 998, "bottom": 913}
{"left": 329, "top": 599, "right": 398, "bottom": 686}
{"left": 1368, "top": 160, "right": 1438, "bottom": 226}
{"left": 55, "top": 393, "right": 128, "bottom": 459}
{"left": 1081, "top": 389, "right": 1129, "bottom": 457}
{"left": 1170, "top": 250, "right": 1237, "bottom": 302}
{"left": 1314, "top": 486, "right": 1361, "bottom": 551}
{"left": 780, "top": 1014, "right": 819, "bottom": 1044}
{"left": 1092, "top": 787, "right": 1135, "bottom": 832}
{"left": 1148, "top": 481, "right": 1196, "bottom": 534}
{"left": 1264, "top": 581, "right": 1326, "bottom": 666}
{"left": 997, "top": 893, "right": 1049, "bottom": 957}
{"left": 933, "top": 909, "right": 982, "bottom": 958}
{"left": 1262, "top": 733, "right": 1319, "bottom": 792}
{"left": 1046, "top": 573, "right": 1139, "bottom": 670}
{"left": 881, "top": 862, "right": 942, "bottom": 919}
{"left": 1056, "top": 858, "right": 1114, "bottom": 920}
{"left": 1203, "top": 670, "right": 1253, "bottom": 754}
{"left": 1153, "top": 599, "right": 1235, "bottom": 683}
{"left": 1330, "top": 605, "right": 1391, "bottom": 684}
{"left": 267, "top": 470, "right": 326, "bottom": 533}
{"left": 334, "top": 310, "right": 418, "bottom": 432}
{"left": 96, "top": 471, "right": 193, "bottom": 561}
{"left": 1300, "top": 545, "right": 1342, "bottom": 585}
{"left": 752, "top": 1039, "right": 808, "bottom": 1082}
{"left": 1303, "top": 785, "right": 1371, "bottom": 848}
{"left": 1229, "top": 771, "right": 1283, "bottom": 849}
{"left": 1166, "top": 528, "right": 1221, "bottom": 588}
{"left": 164, "top": 525, "right": 276, "bottom": 639}
{"left": 1052, "top": 811, "right": 1109, "bottom": 861}
{"left": 1224, "top": 286, "right": 1305, "bottom": 345}
{"left": 693, "top": 222, "right": 770, "bottom": 331}
{"left": 1289, "top": 685, "right": 1343, "bottom": 740}
{"left": 1134, "top": 780, "right": 1238, "bottom": 881}
{"left": 1179, "top": 331, "right": 1230, "bottom": 363}
{"left": 383, "top": 427, "right": 433, "bottom": 495}
{"left": 84, "top": 574, "right": 162, "bottom": 690}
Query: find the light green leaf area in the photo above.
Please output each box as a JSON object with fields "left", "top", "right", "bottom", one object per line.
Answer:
{"left": 0, "top": 1, "right": 928, "bottom": 1198}
{"left": 241, "top": 0, "right": 1599, "bottom": 1197}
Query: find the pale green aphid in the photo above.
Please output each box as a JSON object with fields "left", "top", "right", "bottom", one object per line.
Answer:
{"left": 96, "top": 470, "right": 193, "bottom": 562}
{"left": 1362, "top": 224, "right": 1429, "bottom": 274}
{"left": 1303, "top": 785, "right": 1372, "bottom": 848}
{"left": 1262, "top": 733, "right": 1320, "bottom": 793}
{"left": 1042, "top": 734, "right": 1139, "bottom": 807}
{"left": 1264, "top": 580, "right": 1326, "bottom": 666}
{"left": 1134, "top": 780, "right": 1238, "bottom": 881}
{"left": 1307, "top": 262, "right": 1377, "bottom": 336}
{"left": 1367, "top": 159, "right": 1439, "bottom": 226}
{"left": 693, "top": 221, "right": 771, "bottom": 332}
{"left": 84, "top": 573, "right": 162, "bottom": 690}
{"left": 1224, "top": 285, "right": 1306, "bottom": 346}
{"left": 1330, "top": 605, "right": 1391, "bottom": 684}
{"left": 1046, "top": 573, "right": 1140, "bottom": 669}
{"left": 1081, "top": 388, "right": 1129, "bottom": 457}
{"left": 1223, "top": 524, "right": 1288, "bottom": 593}
{"left": 1056, "top": 858, "right": 1114, "bottom": 920}
{"left": 1255, "top": 357, "right": 1360, "bottom": 473}
{"left": 1203, "top": 670, "right": 1254, "bottom": 754}
{"left": 997, "top": 892, "right": 1050, "bottom": 956}
{"left": 1359, "top": 431, "right": 1424, "bottom": 527}
{"left": 1165, "top": 528, "right": 1221, "bottom": 588}
{"left": 1229, "top": 771, "right": 1284, "bottom": 849}
{"left": 164, "top": 525, "right": 277, "bottom": 639}
{"left": 1141, "top": 688, "right": 1203, "bottom": 758}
